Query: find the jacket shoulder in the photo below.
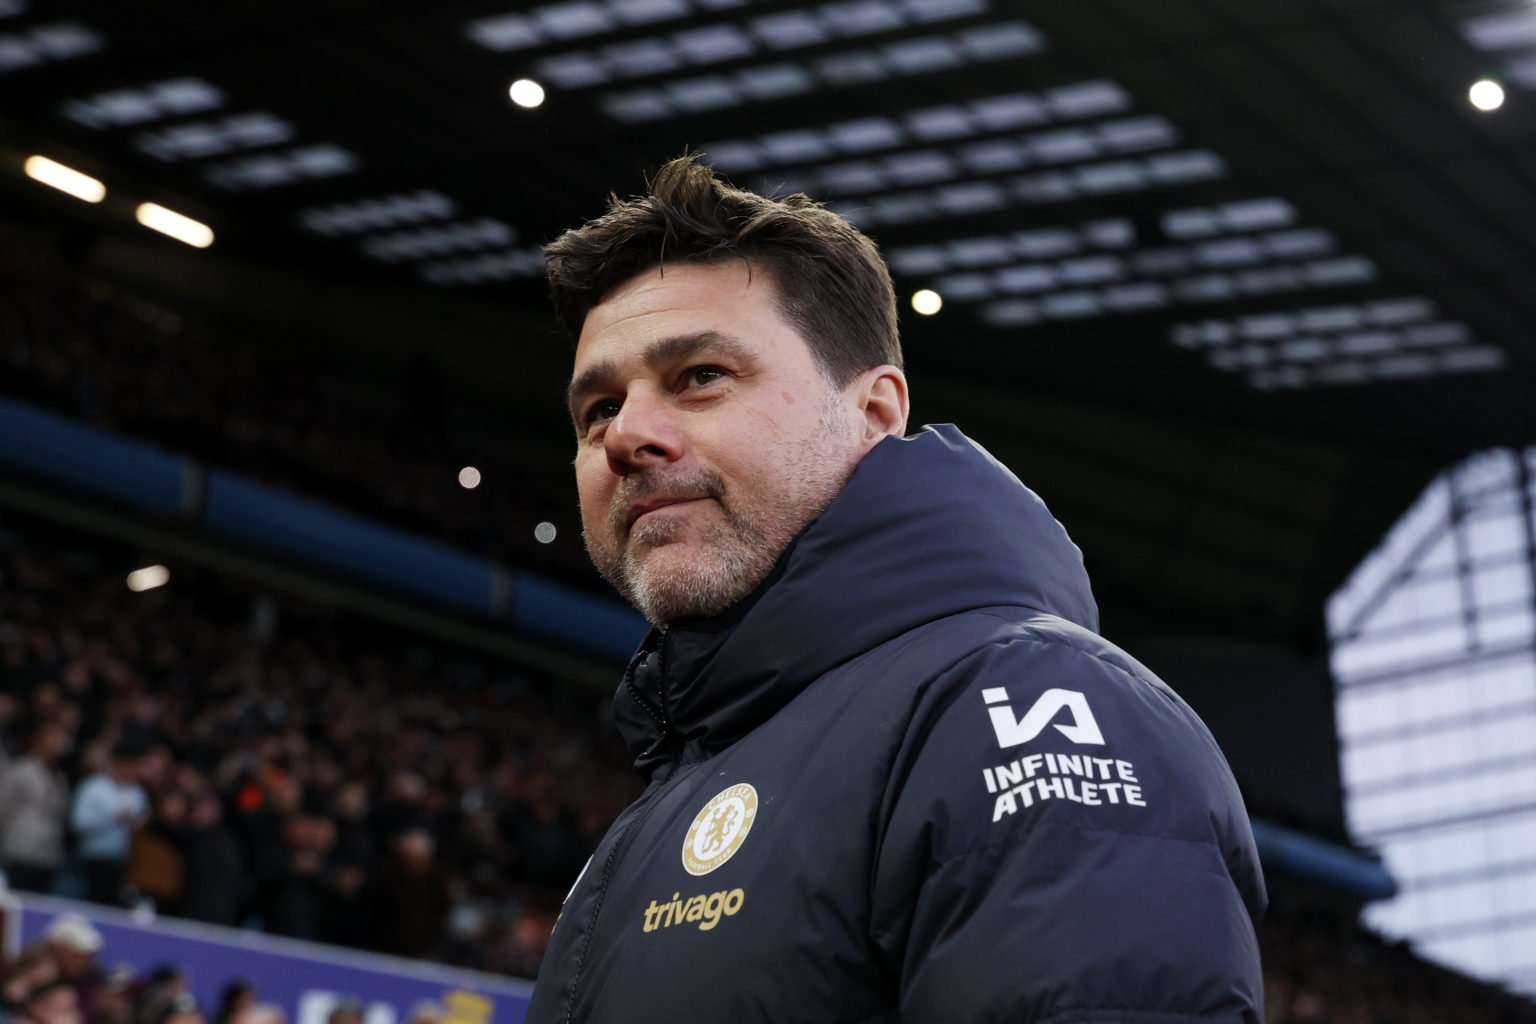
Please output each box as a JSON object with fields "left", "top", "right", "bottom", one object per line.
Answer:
{"left": 889, "top": 610, "right": 1254, "bottom": 845}
{"left": 867, "top": 612, "right": 1267, "bottom": 1022}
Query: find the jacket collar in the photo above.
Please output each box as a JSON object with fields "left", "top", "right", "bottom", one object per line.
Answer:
{"left": 612, "top": 424, "right": 1099, "bottom": 778}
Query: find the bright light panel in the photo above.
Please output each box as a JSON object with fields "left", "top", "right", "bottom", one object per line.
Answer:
{"left": 23, "top": 155, "right": 105, "bottom": 202}
{"left": 206, "top": 144, "right": 358, "bottom": 190}
{"left": 510, "top": 78, "right": 549, "bottom": 107}
{"left": 362, "top": 218, "right": 516, "bottom": 262}
{"left": 459, "top": 466, "right": 482, "bottom": 489}
{"left": 301, "top": 191, "right": 457, "bottom": 236}
{"left": 1460, "top": 11, "right": 1536, "bottom": 51}
{"left": 982, "top": 300, "right": 1038, "bottom": 326}
{"left": 63, "top": 77, "right": 224, "bottom": 129}
{"left": 136, "top": 111, "right": 294, "bottom": 162}
{"left": 1173, "top": 296, "right": 1493, "bottom": 390}
{"left": 135, "top": 203, "right": 214, "bottom": 248}
{"left": 1470, "top": 79, "right": 1505, "bottom": 111}
{"left": 534, "top": 0, "right": 999, "bottom": 95}
{"left": 0, "top": 20, "right": 103, "bottom": 72}
{"left": 600, "top": 21, "right": 1047, "bottom": 122}
{"left": 535, "top": 521, "right": 558, "bottom": 543}
{"left": 420, "top": 247, "right": 547, "bottom": 285}
{"left": 126, "top": 565, "right": 170, "bottom": 592}
{"left": 710, "top": 89, "right": 1173, "bottom": 214}
{"left": 911, "top": 288, "right": 943, "bottom": 314}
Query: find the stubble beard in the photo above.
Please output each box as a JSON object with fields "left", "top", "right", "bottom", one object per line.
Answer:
{"left": 585, "top": 391, "right": 857, "bottom": 626}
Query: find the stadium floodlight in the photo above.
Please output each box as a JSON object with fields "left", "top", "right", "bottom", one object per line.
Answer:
{"left": 910, "top": 288, "right": 943, "bottom": 315}
{"left": 23, "top": 155, "right": 105, "bottom": 202}
{"left": 126, "top": 565, "right": 170, "bottom": 592}
{"left": 509, "top": 78, "right": 547, "bottom": 108}
{"left": 135, "top": 203, "right": 214, "bottom": 248}
{"left": 535, "top": 521, "right": 558, "bottom": 543}
{"left": 1469, "top": 78, "right": 1505, "bottom": 110}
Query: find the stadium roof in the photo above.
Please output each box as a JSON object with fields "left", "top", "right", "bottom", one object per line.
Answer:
{"left": 2, "top": 0, "right": 1533, "bottom": 654}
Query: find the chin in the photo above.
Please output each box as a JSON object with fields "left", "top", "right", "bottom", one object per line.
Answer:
{"left": 628, "top": 547, "right": 760, "bottom": 624}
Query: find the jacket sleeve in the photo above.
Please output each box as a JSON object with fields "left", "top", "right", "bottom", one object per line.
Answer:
{"left": 870, "top": 626, "right": 1266, "bottom": 1024}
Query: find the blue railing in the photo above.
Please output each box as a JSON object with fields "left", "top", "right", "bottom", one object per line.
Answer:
{"left": 0, "top": 397, "right": 648, "bottom": 663}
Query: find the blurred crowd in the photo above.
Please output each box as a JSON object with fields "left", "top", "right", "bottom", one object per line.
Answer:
{"left": 0, "top": 911, "right": 278, "bottom": 1024}
{"left": 1261, "top": 914, "right": 1536, "bottom": 1024}
{"left": 5, "top": 239, "right": 1536, "bottom": 1019}
{"left": 0, "top": 512, "right": 639, "bottom": 978}
{"left": 0, "top": 249, "right": 578, "bottom": 586}
{"left": 0, "top": 909, "right": 425, "bottom": 1024}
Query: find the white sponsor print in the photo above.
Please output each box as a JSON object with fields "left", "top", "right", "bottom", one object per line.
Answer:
{"left": 982, "top": 686, "right": 1104, "bottom": 747}
{"left": 980, "top": 687, "right": 1146, "bottom": 822}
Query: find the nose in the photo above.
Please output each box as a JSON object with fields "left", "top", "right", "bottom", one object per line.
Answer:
{"left": 603, "top": 388, "right": 685, "bottom": 475}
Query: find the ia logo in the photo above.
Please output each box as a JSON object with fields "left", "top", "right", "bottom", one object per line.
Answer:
{"left": 981, "top": 687, "right": 1104, "bottom": 748}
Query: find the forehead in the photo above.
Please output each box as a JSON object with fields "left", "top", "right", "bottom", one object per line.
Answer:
{"left": 573, "top": 261, "right": 795, "bottom": 366}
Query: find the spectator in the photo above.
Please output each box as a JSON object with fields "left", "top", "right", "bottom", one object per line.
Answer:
{"left": 179, "top": 792, "right": 246, "bottom": 926}
{"left": 18, "top": 982, "right": 81, "bottom": 1024}
{"left": 210, "top": 984, "right": 254, "bottom": 1024}
{"left": 328, "top": 783, "right": 372, "bottom": 874}
{"left": 137, "top": 992, "right": 200, "bottom": 1024}
{"left": 1, "top": 948, "right": 58, "bottom": 1011}
{"left": 364, "top": 829, "right": 451, "bottom": 959}
{"left": 129, "top": 965, "right": 189, "bottom": 1024}
{"left": 127, "top": 791, "right": 189, "bottom": 913}
{"left": 40, "top": 915, "right": 102, "bottom": 988}
{"left": 93, "top": 967, "right": 137, "bottom": 1024}
{"left": 0, "top": 518, "right": 650, "bottom": 972}
{"left": 258, "top": 816, "right": 338, "bottom": 942}
{"left": 0, "top": 722, "right": 72, "bottom": 893}
{"left": 70, "top": 746, "right": 148, "bottom": 907}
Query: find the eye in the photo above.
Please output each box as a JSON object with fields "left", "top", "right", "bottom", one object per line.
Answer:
{"left": 683, "top": 365, "right": 727, "bottom": 388}
{"left": 582, "top": 398, "right": 622, "bottom": 432}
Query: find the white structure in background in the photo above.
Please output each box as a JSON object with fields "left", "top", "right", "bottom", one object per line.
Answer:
{"left": 1329, "top": 448, "right": 1536, "bottom": 997}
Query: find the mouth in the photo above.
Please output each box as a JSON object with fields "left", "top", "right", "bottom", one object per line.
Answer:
{"left": 626, "top": 496, "right": 709, "bottom": 530}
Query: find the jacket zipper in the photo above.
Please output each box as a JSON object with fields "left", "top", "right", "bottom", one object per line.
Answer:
{"left": 562, "top": 630, "right": 680, "bottom": 1022}
{"left": 628, "top": 629, "right": 675, "bottom": 761}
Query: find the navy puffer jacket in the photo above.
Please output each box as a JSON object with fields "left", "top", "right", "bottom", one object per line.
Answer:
{"left": 527, "top": 424, "right": 1265, "bottom": 1023}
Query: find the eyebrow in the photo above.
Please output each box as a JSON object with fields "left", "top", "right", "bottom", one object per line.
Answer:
{"left": 566, "top": 329, "right": 754, "bottom": 423}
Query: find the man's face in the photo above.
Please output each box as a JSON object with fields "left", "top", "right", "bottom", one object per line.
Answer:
{"left": 569, "top": 261, "right": 864, "bottom": 625}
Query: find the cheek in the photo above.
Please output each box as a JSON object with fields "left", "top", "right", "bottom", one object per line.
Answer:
{"left": 575, "top": 458, "right": 616, "bottom": 523}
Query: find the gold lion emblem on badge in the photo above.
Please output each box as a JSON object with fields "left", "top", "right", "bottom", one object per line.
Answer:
{"left": 682, "top": 783, "right": 758, "bottom": 876}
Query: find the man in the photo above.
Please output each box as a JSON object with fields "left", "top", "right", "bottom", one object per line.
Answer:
{"left": 527, "top": 156, "right": 1265, "bottom": 1022}
{"left": 40, "top": 913, "right": 104, "bottom": 989}
{"left": 18, "top": 982, "right": 82, "bottom": 1024}
{"left": 0, "top": 721, "right": 72, "bottom": 893}
{"left": 69, "top": 743, "right": 148, "bottom": 906}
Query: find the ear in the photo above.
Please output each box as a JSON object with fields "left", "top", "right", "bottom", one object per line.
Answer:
{"left": 850, "top": 364, "right": 909, "bottom": 448}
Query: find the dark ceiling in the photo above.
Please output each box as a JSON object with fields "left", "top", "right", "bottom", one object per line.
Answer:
{"left": 2, "top": 0, "right": 1533, "bottom": 656}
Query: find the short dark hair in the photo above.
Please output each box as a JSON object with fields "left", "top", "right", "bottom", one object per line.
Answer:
{"left": 544, "top": 154, "right": 902, "bottom": 388}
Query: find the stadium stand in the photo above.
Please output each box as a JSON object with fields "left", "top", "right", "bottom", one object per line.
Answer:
{"left": 1260, "top": 914, "right": 1536, "bottom": 1023}
{"left": 0, "top": 509, "right": 637, "bottom": 978}
{"left": 0, "top": 243, "right": 578, "bottom": 591}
